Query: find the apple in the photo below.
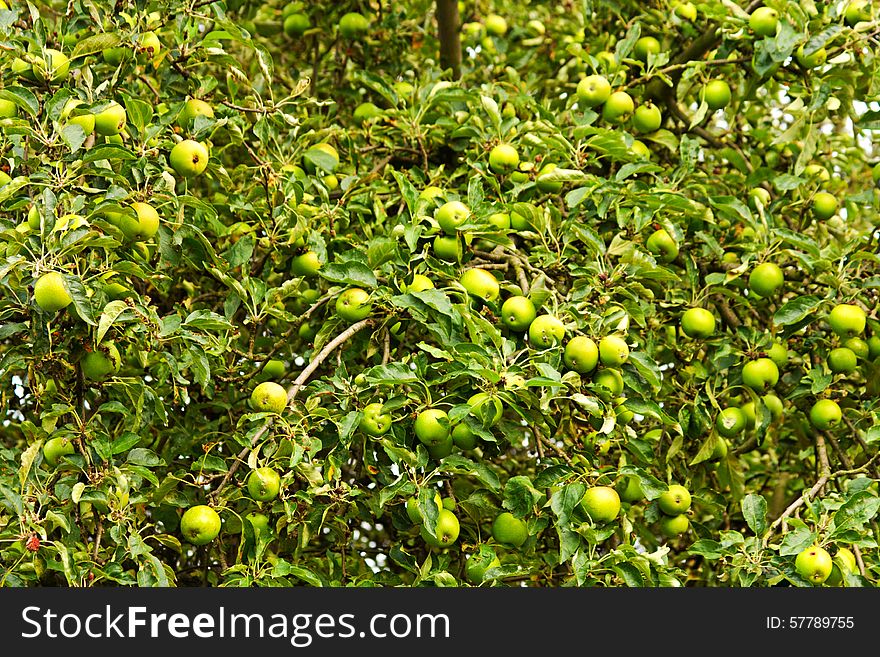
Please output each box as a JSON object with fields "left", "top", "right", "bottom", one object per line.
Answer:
{"left": 563, "top": 336, "right": 599, "bottom": 374}
{"left": 501, "top": 295, "right": 537, "bottom": 331}
{"left": 596, "top": 50, "right": 617, "bottom": 71}
{"left": 460, "top": 267, "right": 500, "bottom": 302}
{"left": 868, "top": 335, "right": 880, "bottom": 360}
{"left": 169, "top": 139, "right": 209, "bottom": 177}
{"left": 767, "top": 341, "right": 789, "bottom": 367}
{"left": 250, "top": 381, "right": 288, "bottom": 413}
{"left": 137, "top": 31, "right": 161, "bottom": 65}
{"left": 749, "top": 7, "right": 778, "bottom": 37}
{"left": 599, "top": 335, "right": 630, "bottom": 366}
{"left": 658, "top": 484, "right": 691, "bottom": 515}
{"left": 812, "top": 191, "right": 838, "bottom": 220}
{"left": 34, "top": 272, "right": 73, "bottom": 312}
{"left": 420, "top": 509, "right": 460, "bottom": 548}
{"left": 632, "top": 102, "right": 662, "bottom": 133}
{"left": 796, "top": 44, "right": 827, "bottom": 68}
{"left": 0, "top": 99, "right": 18, "bottom": 118}
{"left": 484, "top": 14, "right": 508, "bottom": 37}
{"left": 845, "top": 0, "right": 872, "bottom": 26}
{"left": 633, "top": 36, "right": 661, "bottom": 63}
{"left": 406, "top": 493, "right": 442, "bottom": 524}
{"left": 67, "top": 112, "right": 95, "bottom": 135}
{"left": 178, "top": 98, "right": 214, "bottom": 129}
{"left": 108, "top": 202, "right": 160, "bottom": 242}
{"left": 283, "top": 12, "right": 311, "bottom": 37}
{"left": 795, "top": 545, "right": 833, "bottom": 584}
{"left": 247, "top": 467, "right": 281, "bottom": 501}
{"left": 338, "top": 12, "right": 370, "bottom": 38}
{"left": 433, "top": 235, "right": 461, "bottom": 262}
{"left": 716, "top": 407, "right": 746, "bottom": 437}
{"left": 404, "top": 273, "right": 434, "bottom": 293}
{"left": 616, "top": 476, "right": 644, "bottom": 503}
{"left": 360, "top": 402, "right": 392, "bottom": 436}
{"left": 33, "top": 49, "right": 70, "bottom": 83}
{"left": 93, "top": 101, "right": 127, "bottom": 136}
{"left": 804, "top": 164, "right": 830, "bottom": 181}
{"left": 42, "top": 436, "right": 75, "bottom": 467}
{"left": 528, "top": 314, "right": 566, "bottom": 348}
{"left": 827, "top": 303, "right": 866, "bottom": 338}
{"left": 492, "top": 512, "right": 528, "bottom": 547}
{"left": 488, "top": 143, "right": 519, "bottom": 174}
{"left": 601, "top": 91, "right": 634, "bottom": 124}
{"left": 646, "top": 228, "right": 679, "bottom": 262}
{"left": 466, "top": 545, "right": 501, "bottom": 584}
{"left": 580, "top": 486, "right": 621, "bottom": 523}
{"left": 335, "top": 288, "right": 372, "bottom": 322}
{"left": 659, "top": 513, "right": 690, "bottom": 537}
{"left": 749, "top": 262, "right": 784, "bottom": 297}
{"left": 809, "top": 399, "right": 842, "bottom": 430}
{"left": 631, "top": 139, "right": 651, "bottom": 159}
{"left": 487, "top": 212, "right": 511, "bottom": 229}
{"left": 576, "top": 75, "right": 611, "bottom": 108}
{"left": 703, "top": 79, "right": 731, "bottom": 110}
{"left": 81, "top": 343, "right": 122, "bottom": 381}
{"left": 749, "top": 187, "right": 771, "bottom": 210}
{"left": 674, "top": 2, "right": 697, "bottom": 22}
{"left": 435, "top": 200, "right": 470, "bottom": 234}
{"left": 535, "top": 163, "right": 564, "bottom": 193}
{"left": 304, "top": 143, "right": 339, "bottom": 173}
{"left": 414, "top": 408, "right": 450, "bottom": 446}
{"left": 594, "top": 368, "right": 624, "bottom": 397}
{"left": 845, "top": 337, "right": 869, "bottom": 359}
{"left": 827, "top": 347, "right": 857, "bottom": 374}
{"left": 826, "top": 547, "right": 857, "bottom": 586}
{"left": 681, "top": 307, "right": 716, "bottom": 339}
{"left": 290, "top": 251, "right": 321, "bottom": 276}
{"left": 742, "top": 358, "right": 779, "bottom": 392}
{"left": 180, "top": 505, "right": 221, "bottom": 546}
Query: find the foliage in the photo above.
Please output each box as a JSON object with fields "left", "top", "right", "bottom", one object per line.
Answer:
{"left": 0, "top": 0, "right": 878, "bottom": 588}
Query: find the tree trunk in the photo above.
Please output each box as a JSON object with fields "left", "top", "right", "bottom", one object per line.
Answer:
{"left": 436, "top": 0, "right": 461, "bottom": 79}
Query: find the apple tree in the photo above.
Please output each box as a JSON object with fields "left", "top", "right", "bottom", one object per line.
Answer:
{"left": 0, "top": 0, "right": 878, "bottom": 588}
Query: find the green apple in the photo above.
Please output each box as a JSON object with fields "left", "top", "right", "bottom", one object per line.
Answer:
{"left": 809, "top": 399, "right": 842, "bottom": 430}
{"left": 796, "top": 44, "right": 827, "bottom": 68}
{"left": 742, "top": 358, "right": 779, "bottom": 392}
{"left": 563, "top": 336, "right": 599, "bottom": 374}
{"left": 420, "top": 508, "right": 460, "bottom": 548}
{"left": 33, "top": 49, "right": 70, "bottom": 83}
{"left": 632, "top": 102, "right": 662, "bottom": 133}
{"left": 599, "top": 334, "right": 630, "bottom": 366}
{"left": 844, "top": 337, "right": 869, "bottom": 360}
{"left": 488, "top": 143, "right": 519, "bottom": 174}
{"left": 338, "top": 12, "right": 370, "bottom": 38}
{"left": 845, "top": 0, "right": 872, "bottom": 26}
{"left": 749, "top": 262, "right": 784, "bottom": 297}
{"left": 435, "top": 200, "right": 470, "bottom": 234}
{"left": 576, "top": 74, "right": 611, "bottom": 108}
{"left": 414, "top": 408, "right": 450, "bottom": 446}
{"left": 335, "top": 288, "right": 372, "bottom": 322}
{"left": 460, "top": 267, "right": 500, "bottom": 302}
{"left": 703, "top": 79, "right": 731, "bottom": 110}
{"left": 749, "top": 187, "right": 771, "bottom": 210}
{"left": 749, "top": 7, "right": 778, "bottom": 37}
{"left": 633, "top": 36, "right": 661, "bottom": 63}
{"left": 34, "top": 272, "right": 73, "bottom": 312}
{"left": 178, "top": 98, "right": 214, "bottom": 129}
{"left": 812, "top": 192, "right": 838, "bottom": 220}
{"left": 290, "top": 251, "right": 321, "bottom": 277}
{"left": 528, "top": 314, "right": 566, "bottom": 348}
{"left": 43, "top": 436, "right": 75, "bottom": 467}
{"left": 250, "top": 381, "right": 288, "bottom": 413}
{"left": 646, "top": 228, "right": 679, "bottom": 262}
{"left": 137, "top": 31, "right": 161, "bottom": 65}
{"left": 827, "top": 347, "right": 858, "bottom": 374}
{"left": 658, "top": 484, "right": 691, "bottom": 515}
{"left": 81, "top": 343, "right": 122, "bottom": 381}
{"left": 767, "top": 341, "right": 789, "bottom": 367}
{"left": 404, "top": 273, "right": 434, "bottom": 293}
{"left": 535, "top": 163, "right": 564, "bottom": 193}
{"left": 826, "top": 547, "right": 857, "bottom": 586}
{"left": 283, "top": 12, "right": 311, "bottom": 37}
{"left": 492, "top": 512, "right": 528, "bottom": 547}
{"left": 0, "top": 99, "right": 18, "bottom": 118}
{"left": 180, "top": 505, "right": 221, "bottom": 545}
{"left": 108, "top": 202, "right": 160, "bottom": 242}
{"left": 681, "top": 308, "right": 716, "bottom": 339}
{"left": 616, "top": 476, "right": 644, "bottom": 503}
{"left": 484, "top": 14, "right": 508, "bottom": 36}
{"left": 304, "top": 143, "right": 339, "bottom": 173}
{"left": 466, "top": 545, "right": 501, "bottom": 584}
{"left": 674, "top": 2, "right": 697, "bottom": 21}
{"left": 580, "top": 486, "right": 621, "bottom": 523}
{"left": 501, "top": 295, "right": 537, "bottom": 331}
{"left": 353, "top": 101, "right": 382, "bottom": 124}
{"left": 487, "top": 212, "right": 511, "bottom": 230}
{"left": 601, "top": 91, "right": 634, "bottom": 124}
{"left": 432, "top": 235, "right": 461, "bottom": 262}
{"left": 594, "top": 368, "right": 624, "bottom": 397}
{"left": 169, "top": 139, "right": 209, "bottom": 177}
{"left": 827, "top": 303, "right": 866, "bottom": 338}
{"left": 359, "top": 402, "right": 392, "bottom": 436}
{"left": 659, "top": 513, "right": 689, "bottom": 537}
{"left": 247, "top": 467, "right": 281, "bottom": 501}
{"left": 93, "top": 101, "right": 127, "bottom": 136}
{"left": 795, "top": 545, "right": 833, "bottom": 584}
{"left": 406, "top": 492, "right": 442, "bottom": 524}
{"left": 716, "top": 407, "right": 746, "bottom": 437}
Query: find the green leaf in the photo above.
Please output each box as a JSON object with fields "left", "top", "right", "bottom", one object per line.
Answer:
{"left": 127, "top": 448, "right": 164, "bottom": 467}
{"left": 778, "top": 527, "right": 816, "bottom": 556}
{"left": 71, "top": 33, "right": 121, "bottom": 59}
{"left": 0, "top": 86, "right": 39, "bottom": 117}
{"left": 96, "top": 300, "right": 131, "bottom": 344}
{"left": 830, "top": 491, "right": 880, "bottom": 538}
{"left": 741, "top": 493, "right": 768, "bottom": 535}
{"left": 773, "top": 295, "right": 822, "bottom": 326}
{"left": 687, "top": 539, "right": 724, "bottom": 560}
{"left": 502, "top": 475, "right": 543, "bottom": 517}
{"left": 319, "top": 262, "right": 378, "bottom": 288}
{"left": 82, "top": 144, "right": 136, "bottom": 163}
